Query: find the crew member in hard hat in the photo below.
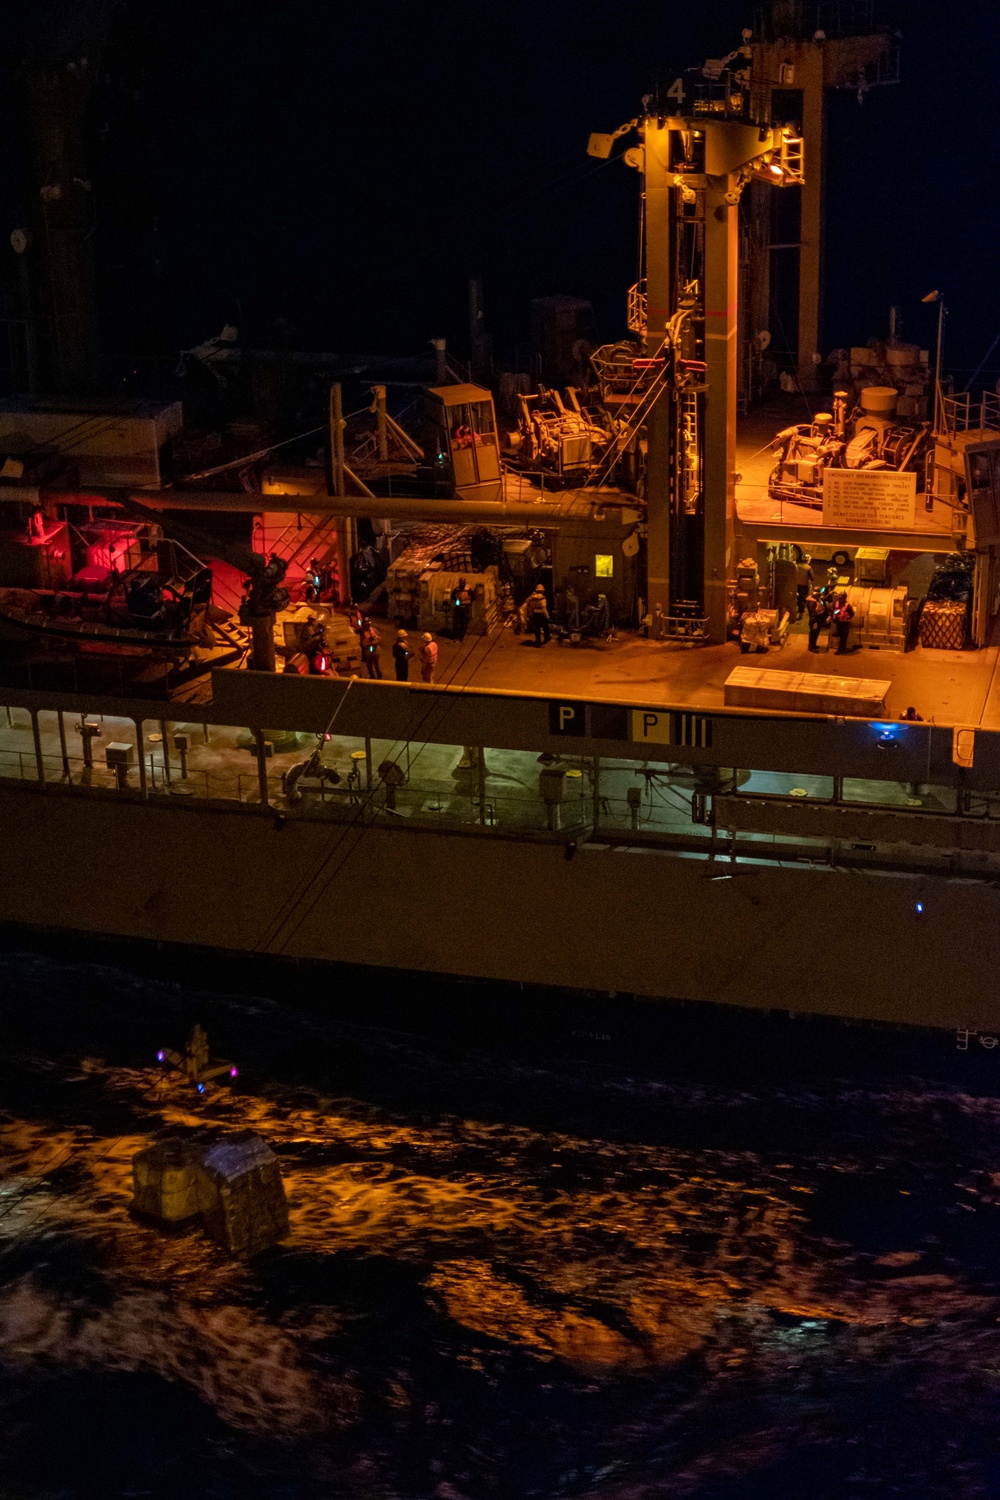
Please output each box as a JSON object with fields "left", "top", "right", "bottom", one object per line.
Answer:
{"left": 526, "top": 584, "right": 551, "bottom": 647}
{"left": 805, "top": 588, "right": 828, "bottom": 652}
{"left": 795, "top": 555, "right": 814, "bottom": 620}
{"left": 393, "top": 629, "right": 410, "bottom": 682}
{"left": 420, "top": 631, "right": 438, "bottom": 684}
{"left": 832, "top": 591, "right": 854, "bottom": 655}
{"left": 360, "top": 616, "right": 382, "bottom": 678}
{"left": 304, "top": 557, "right": 322, "bottom": 603}
{"left": 451, "top": 577, "right": 471, "bottom": 642}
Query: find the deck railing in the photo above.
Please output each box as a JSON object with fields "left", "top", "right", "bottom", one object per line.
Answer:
{"left": 3, "top": 711, "right": 1000, "bottom": 887}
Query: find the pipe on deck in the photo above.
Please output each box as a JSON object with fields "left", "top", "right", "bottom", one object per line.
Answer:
{"left": 0, "top": 484, "right": 622, "bottom": 528}
{"left": 155, "top": 493, "right": 601, "bottom": 525}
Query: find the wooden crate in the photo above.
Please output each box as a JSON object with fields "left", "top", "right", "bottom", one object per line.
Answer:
{"left": 724, "top": 665, "right": 890, "bottom": 717}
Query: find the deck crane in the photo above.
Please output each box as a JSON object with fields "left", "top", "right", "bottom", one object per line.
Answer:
{"left": 589, "top": 70, "right": 803, "bottom": 643}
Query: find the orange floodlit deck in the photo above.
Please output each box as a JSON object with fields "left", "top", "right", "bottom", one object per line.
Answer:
{"left": 357, "top": 622, "right": 1000, "bottom": 732}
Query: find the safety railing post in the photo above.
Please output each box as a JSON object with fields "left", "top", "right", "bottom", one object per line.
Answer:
{"left": 160, "top": 720, "right": 171, "bottom": 785}
{"left": 255, "top": 731, "right": 270, "bottom": 808}
{"left": 30, "top": 711, "right": 45, "bottom": 786}
{"left": 592, "top": 756, "right": 601, "bottom": 834}
{"left": 477, "top": 748, "right": 487, "bottom": 824}
{"left": 57, "top": 710, "right": 70, "bottom": 780}
{"left": 136, "top": 721, "right": 147, "bottom": 797}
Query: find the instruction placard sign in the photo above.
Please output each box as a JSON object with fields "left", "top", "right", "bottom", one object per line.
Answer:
{"left": 822, "top": 468, "right": 917, "bottom": 529}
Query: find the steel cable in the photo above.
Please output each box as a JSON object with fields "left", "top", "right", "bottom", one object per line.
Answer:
{"left": 259, "top": 617, "right": 530, "bottom": 955}
{"left": 257, "top": 624, "right": 512, "bottom": 952}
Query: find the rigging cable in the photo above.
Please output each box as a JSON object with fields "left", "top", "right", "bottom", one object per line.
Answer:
{"left": 259, "top": 615, "right": 533, "bottom": 955}
{"left": 257, "top": 623, "right": 512, "bottom": 952}
{"left": 175, "top": 405, "right": 370, "bottom": 483}
{"left": 253, "top": 612, "right": 518, "bottom": 952}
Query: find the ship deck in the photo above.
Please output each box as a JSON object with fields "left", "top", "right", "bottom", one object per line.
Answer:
{"left": 734, "top": 404, "right": 958, "bottom": 551}
{"left": 388, "top": 399, "right": 989, "bottom": 729}
{"left": 1, "top": 607, "right": 998, "bottom": 731}
{"left": 0, "top": 401, "right": 991, "bottom": 729}
{"left": 403, "top": 621, "right": 1000, "bottom": 729}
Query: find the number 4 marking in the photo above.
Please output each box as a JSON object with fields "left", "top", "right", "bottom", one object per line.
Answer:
{"left": 666, "top": 77, "right": 686, "bottom": 104}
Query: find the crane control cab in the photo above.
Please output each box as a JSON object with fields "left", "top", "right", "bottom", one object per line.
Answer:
{"left": 588, "top": 65, "right": 803, "bottom": 643}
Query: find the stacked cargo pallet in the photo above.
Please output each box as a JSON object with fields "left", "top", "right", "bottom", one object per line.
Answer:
{"left": 418, "top": 568, "right": 499, "bottom": 635}
{"left": 918, "top": 600, "right": 967, "bottom": 650}
{"left": 387, "top": 526, "right": 478, "bottom": 623}
{"left": 279, "top": 605, "right": 362, "bottom": 670}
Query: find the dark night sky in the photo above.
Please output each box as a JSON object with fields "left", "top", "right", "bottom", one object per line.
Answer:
{"left": 23, "top": 0, "right": 1000, "bottom": 381}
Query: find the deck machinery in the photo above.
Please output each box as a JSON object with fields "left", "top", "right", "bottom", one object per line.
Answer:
{"left": 589, "top": 76, "right": 803, "bottom": 643}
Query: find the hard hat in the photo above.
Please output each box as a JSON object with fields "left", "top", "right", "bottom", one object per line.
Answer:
{"left": 533, "top": 584, "right": 545, "bottom": 593}
{"left": 422, "top": 632, "right": 432, "bottom": 641}
{"left": 396, "top": 629, "right": 408, "bottom": 637}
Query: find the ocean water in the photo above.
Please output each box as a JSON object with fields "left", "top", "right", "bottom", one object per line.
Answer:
{"left": 0, "top": 936, "right": 999, "bottom": 1498}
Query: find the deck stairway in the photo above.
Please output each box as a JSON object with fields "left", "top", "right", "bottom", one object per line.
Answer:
{"left": 586, "top": 356, "right": 672, "bottom": 489}
{"left": 254, "top": 514, "right": 341, "bottom": 598}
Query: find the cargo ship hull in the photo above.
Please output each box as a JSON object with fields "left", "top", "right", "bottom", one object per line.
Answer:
{"left": 0, "top": 767, "right": 994, "bottom": 1035}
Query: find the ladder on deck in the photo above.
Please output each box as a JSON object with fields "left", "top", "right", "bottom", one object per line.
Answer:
{"left": 257, "top": 514, "right": 341, "bottom": 593}
{"left": 586, "top": 359, "right": 673, "bottom": 489}
{"left": 678, "top": 389, "right": 702, "bottom": 514}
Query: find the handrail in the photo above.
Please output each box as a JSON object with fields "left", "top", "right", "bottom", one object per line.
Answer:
{"left": 260, "top": 514, "right": 339, "bottom": 570}
{"left": 3, "top": 746, "right": 998, "bottom": 885}
{"left": 941, "top": 391, "right": 1000, "bottom": 436}
{"left": 586, "top": 359, "right": 671, "bottom": 487}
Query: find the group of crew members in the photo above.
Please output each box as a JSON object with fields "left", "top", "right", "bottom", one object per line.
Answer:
{"left": 804, "top": 587, "right": 855, "bottom": 655}
{"left": 357, "top": 618, "right": 438, "bottom": 683}
{"left": 297, "top": 574, "right": 475, "bottom": 684}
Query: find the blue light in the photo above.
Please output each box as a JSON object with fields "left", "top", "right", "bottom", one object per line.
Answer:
{"left": 196, "top": 1083, "right": 205, "bottom": 1094}
{"left": 915, "top": 902, "right": 924, "bottom": 914}
{"left": 156, "top": 1049, "right": 165, "bottom": 1062}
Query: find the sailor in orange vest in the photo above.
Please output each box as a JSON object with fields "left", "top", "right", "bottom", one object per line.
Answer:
{"left": 359, "top": 617, "right": 382, "bottom": 678}
{"left": 420, "top": 631, "right": 438, "bottom": 683}
{"left": 832, "top": 592, "right": 854, "bottom": 655}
